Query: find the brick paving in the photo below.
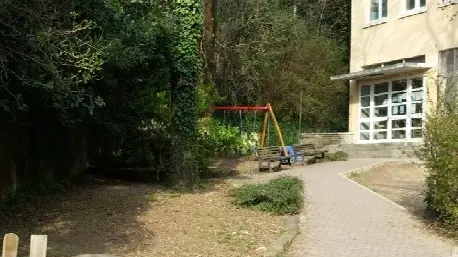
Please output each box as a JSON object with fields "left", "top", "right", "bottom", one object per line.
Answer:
{"left": 285, "top": 159, "right": 456, "bottom": 257}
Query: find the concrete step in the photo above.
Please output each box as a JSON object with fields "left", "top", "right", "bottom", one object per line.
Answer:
{"left": 325, "top": 142, "right": 421, "bottom": 159}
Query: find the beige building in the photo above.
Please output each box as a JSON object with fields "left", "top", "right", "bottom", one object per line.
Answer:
{"left": 332, "top": 0, "right": 458, "bottom": 144}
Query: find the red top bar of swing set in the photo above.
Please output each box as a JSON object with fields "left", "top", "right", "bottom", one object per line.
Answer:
{"left": 212, "top": 103, "right": 288, "bottom": 157}
{"left": 212, "top": 105, "right": 269, "bottom": 111}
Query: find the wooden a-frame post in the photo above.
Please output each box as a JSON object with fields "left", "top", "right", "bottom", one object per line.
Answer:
{"left": 260, "top": 103, "right": 288, "bottom": 157}
{"left": 212, "top": 103, "right": 288, "bottom": 157}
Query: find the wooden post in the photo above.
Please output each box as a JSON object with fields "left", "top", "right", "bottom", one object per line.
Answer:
{"left": 2, "top": 233, "right": 19, "bottom": 257}
{"left": 260, "top": 111, "right": 269, "bottom": 148}
{"left": 30, "top": 235, "right": 47, "bottom": 257}
{"left": 267, "top": 103, "right": 288, "bottom": 157}
{"left": 202, "top": 0, "right": 216, "bottom": 84}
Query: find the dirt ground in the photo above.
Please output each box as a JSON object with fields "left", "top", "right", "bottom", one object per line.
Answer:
{"left": 0, "top": 158, "right": 285, "bottom": 257}
{"left": 351, "top": 161, "right": 427, "bottom": 217}
{"left": 206, "top": 157, "right": 260, "bottom": 177}
{"left": 204, "top": 156, "right": 294, "bottom": 178}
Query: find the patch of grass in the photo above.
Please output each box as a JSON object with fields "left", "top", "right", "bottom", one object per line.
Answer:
{"left": 348, "top": 171, "right": 361, "bottom": 180}
{"left": 147, "top": 193, "right": 159, "bottom": 202}
{"left": 233, "top": 176, "right": 303, "bottom": 215}
{"left": 324, "top": 151, "right": 348, "bottom": 162}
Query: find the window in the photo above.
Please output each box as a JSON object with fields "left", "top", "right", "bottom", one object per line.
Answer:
{"left": 440, "top": 48, "right": 458, "bottom": 77}
{"left": 439, "top": 48, "right": 458, "bottom": 101}
{"left": 405, "top": 0, "right": 426, "bottom": 11}
{"left": 370, "top": 0, "right": 388, "bottom": 21}
{"left": 358, "top": 77, "right": 425, "bottom": 142}
{"left": 362, "top": 55, "right": 425, "bottom": 70}
{"left": 442, "top": 0, "right": 458, "bottom": 5}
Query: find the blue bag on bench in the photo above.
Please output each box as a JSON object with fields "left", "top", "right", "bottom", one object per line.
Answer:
{"left": 280, "top": 145, "right": 296, "bottom": 164}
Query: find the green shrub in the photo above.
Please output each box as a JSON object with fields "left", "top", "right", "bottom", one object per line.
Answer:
{"left": 198, "top": 118, "right": 259, "bottom": 156}
{"left": 233, "top": 176, "right": 303, "bottom": 215}
{"left": 423, "top": 84, "right": 458, "bottom": 227}
{"left": 213, "top": 113, "right": 302, "bottom": 149}
{"left": 325, "top": 151, "right": 349, "bottom": 162}
{"left": 348, "top": 171, "right": 361, "bottom": 180}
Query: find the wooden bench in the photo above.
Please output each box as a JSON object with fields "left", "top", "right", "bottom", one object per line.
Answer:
{"left": 257, "top": 146, "right": 288, "bottom": 172}
{"left": 293, "top": 144, "right": 328, "bottom": 163}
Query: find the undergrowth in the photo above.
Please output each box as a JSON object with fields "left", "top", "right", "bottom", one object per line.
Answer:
{"left": 324, "top": 151, "right": 348, "bottom": 162}
{"left": 233, "top": 176, "right": 303, "bottom": 215}
{"left": 423, "top": 85, "right": 458, "bottom": 228}
{"left": 348, "top": 171, "right": 361, "bottom": 180}
{"left": 0, "top": 178, "right": 80, "bottom": 220}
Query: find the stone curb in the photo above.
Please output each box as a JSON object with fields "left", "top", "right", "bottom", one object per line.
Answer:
{"left": 263, "top": 215, "right": 300, "bottom": 257}
{"left": 342, "top": 158, "right": 423, "bottom": 176}
{"left": 75, "top": 254, "right": 118, "bottom": 257}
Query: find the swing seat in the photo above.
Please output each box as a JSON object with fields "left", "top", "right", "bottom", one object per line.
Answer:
{"left": 257, "top": 146, "right": 287, "bottom": 172}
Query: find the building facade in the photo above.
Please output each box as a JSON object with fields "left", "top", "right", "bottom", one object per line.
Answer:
{"left": 332, "top": 0, "right": 458, "bottom": 144}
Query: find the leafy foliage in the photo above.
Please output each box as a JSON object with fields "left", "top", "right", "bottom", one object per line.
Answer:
{"left": 169, "top": 0, "right": 204, "bottom": 188}
{"left": 213, "top": 0, "right": 349, "bottom": 132}
{"left": 89, "top": 0, "right": 175, "bottom": 172}
{"left": 294, "top": 0, "right": 351, "bottom": 57}
{"left": 197, "top": 83, "right": 224, "bottom": 117}
{"left": 0, "top": 0, "right": 107, "bottom": 122}
{"left": 0, "top": 0, "right": 203, "bottom": 188}
{"left": 0, "top": 0, "right": 352, "bottom": 197}
{"left": 198, "top": 118, "right": 258, "bottom": 156}
{"left": 233, "top": 176, "right": 303, "bottom": 215}
{"left": 423, "top": 80, "right": 458, "bottom": 226}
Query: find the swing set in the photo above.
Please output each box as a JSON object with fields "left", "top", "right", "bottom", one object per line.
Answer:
{"left": 212, "top": 103, "right": 289, "bottom": 157}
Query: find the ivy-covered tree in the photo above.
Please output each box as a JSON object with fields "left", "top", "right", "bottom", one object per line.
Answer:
{"left": 170, "top": 0, "right": 203, "bottom": 188}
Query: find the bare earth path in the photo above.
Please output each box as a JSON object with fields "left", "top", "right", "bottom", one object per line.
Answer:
{"left": 271, "top": 159, "right": 456, "bottom": 257}
{"left": 0, "top": 176, "right": 284, "bottom": 257}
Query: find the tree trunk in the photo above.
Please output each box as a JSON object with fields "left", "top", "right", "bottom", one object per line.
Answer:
{"left": 170, "top": 76, "right": 198, "bottom": 189}
{"left": 202, "top": 0, "right": 216, "bottom": 85}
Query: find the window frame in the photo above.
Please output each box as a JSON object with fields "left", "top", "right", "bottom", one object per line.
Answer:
{"left": 439, "top": 48, "right": 458, "bottom": 102}
{"left": 368, "top": 0, "right": 388, "bottom": 23}
{"left": 440, "top": 0, "right": 458, "bottom": 6}
{"left": 401, "top": 0, "right": 426, "bottom": 16}
{"left": 357, "top": 76, "right": 426, "bottom": 143}
{"left": 439, "top": 48, "right": 458, "bottom": 77}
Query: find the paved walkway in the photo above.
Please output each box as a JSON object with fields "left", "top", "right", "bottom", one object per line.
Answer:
{"left": 284, "top": 159, "right": 456, "bottom": 257}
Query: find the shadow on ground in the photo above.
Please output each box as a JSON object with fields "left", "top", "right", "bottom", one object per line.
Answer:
{"left": 0, "top": 176, "right": 154, "bottom": 257}
{"left": 201, "top": 157, "right": 259, "bottom": 180}
{"left": 0, "top": 157, "right": 280, "bottom": 257}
